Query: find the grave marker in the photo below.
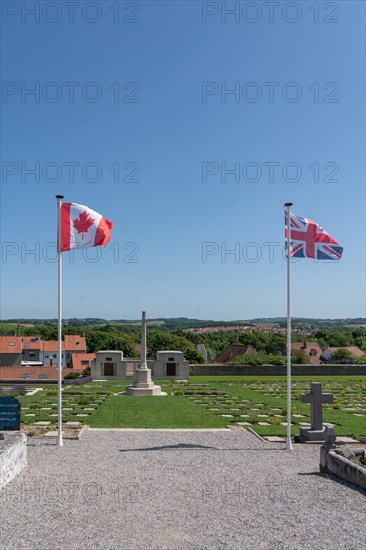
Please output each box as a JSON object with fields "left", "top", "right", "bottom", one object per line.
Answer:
{"left": 295, "top": 383, "right": 333, "bottom": 443}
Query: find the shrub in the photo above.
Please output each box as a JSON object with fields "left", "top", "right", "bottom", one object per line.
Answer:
{"left": 230, "top": 352, "right": 286, "bottom": 366}
{"left": 331, "top": 349, "right": 354, "bottom": 364}
{"left": 269, "top": 416, "right": 282, "bottom": 425}
{"left": 1, "top": 385, "right": 28, "bottom": 397}
{"left": 281, "top": 406, "right": 297, "bottom": 415}
{"left": 78, "top": 397, "right": 90, "bottom": 405}
{"left": 264, "top": 354, "right": 286, "bottom": 366}
{"left": 184, "top": 349, "right": 206, "bottom": 364}
{"left": 64, "top": 372, "right": 80, "bottom": 380}
{"left": 291, "top": 350, "right": 307, "bottom": 364}
{"left": 231, "top": 353, "right": 262, "bottom": 366}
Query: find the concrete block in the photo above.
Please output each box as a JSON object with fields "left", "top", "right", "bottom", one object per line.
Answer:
{"left": 323, "top": 449, "right": 366, "bottom": 490}
{"left": 337, "top": 445, "right": 356, "bottom": 460}
{"left": 0, "top": 432, "right": 27, "bottom": 489}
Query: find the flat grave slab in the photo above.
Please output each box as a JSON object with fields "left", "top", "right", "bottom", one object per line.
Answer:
{"left": 335, "top": 436, "right": 360, "bottom": 444}
{"left": 25, "top": 388, "right": 43, "bottom": 397}
{"left": 264, "top": 436, "right": 286, "bottom": 442}
{"left": 45, "top": 431, "right": 64, "bottom": 437}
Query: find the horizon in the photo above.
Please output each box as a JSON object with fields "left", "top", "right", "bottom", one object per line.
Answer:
{"left": 1, "top": 315, "right": 365, "bottom": 324}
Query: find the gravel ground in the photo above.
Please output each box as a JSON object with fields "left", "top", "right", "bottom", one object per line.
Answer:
{"left": 1, "top": 428, "right": 365, "bottom": 550}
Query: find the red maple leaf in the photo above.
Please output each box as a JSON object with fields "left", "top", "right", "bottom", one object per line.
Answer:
{"left": 73, "top": 210, "right": 95, "bottom": 239}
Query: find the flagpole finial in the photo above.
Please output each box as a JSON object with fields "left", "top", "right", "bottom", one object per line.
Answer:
{"left": 56, "top": 195, "right": 64, "bottom": 200}
{"left": 284, "top": 202, "right": 293, "bottom": 207}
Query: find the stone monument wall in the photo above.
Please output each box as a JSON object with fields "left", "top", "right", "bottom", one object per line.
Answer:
{"left": 189, "top": 364, "right": 366, "bottom": 376}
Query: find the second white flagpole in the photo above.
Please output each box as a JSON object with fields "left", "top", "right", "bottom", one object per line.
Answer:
{"left": 56, "top": 195, "right": 64, "bottom": 447}
{"left": 284, "top": 202, "right": 293, "bottom": 451}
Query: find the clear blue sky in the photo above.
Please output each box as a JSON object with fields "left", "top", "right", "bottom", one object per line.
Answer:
{"left": 1, "top": 1, "right": 365, "bottom": 320}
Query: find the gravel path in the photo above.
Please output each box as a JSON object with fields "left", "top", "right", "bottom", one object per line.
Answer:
{"left": 1, "top": 429, "right": 365, "bottom": 550}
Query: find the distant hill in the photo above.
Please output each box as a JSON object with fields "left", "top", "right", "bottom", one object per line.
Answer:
{"left": 2, "top": 316, "right": 365, "bottom": 331}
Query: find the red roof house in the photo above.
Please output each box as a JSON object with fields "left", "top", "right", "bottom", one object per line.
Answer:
{"left": 291, "top": 342, "right": 323, "bottom": 364}
{"left": 213, "top": 344, "right": 256, "bottom": 364}
{"left": 71, "top": 353, "right": 96, "bottom": 371}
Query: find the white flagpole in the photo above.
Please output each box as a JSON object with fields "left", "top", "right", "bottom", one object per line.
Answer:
{"left": 284, "top": 202, "right": 293, "bottom": 451}
{"left": 56, "top": 195, "right": 64, "bottom": 447}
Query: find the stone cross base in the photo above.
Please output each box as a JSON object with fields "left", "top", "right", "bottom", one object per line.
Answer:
{"left": 295, "top": 426, "right": 328, "bottom": 443}
{"left": 125, "top": 368, "right": 167, "bottom": 396}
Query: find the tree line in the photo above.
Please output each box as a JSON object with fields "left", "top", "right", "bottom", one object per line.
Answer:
{"left": 3, "top": 323, "right": 364, "bottom": 363}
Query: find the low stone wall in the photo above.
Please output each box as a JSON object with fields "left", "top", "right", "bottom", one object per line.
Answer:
{"left": 189, "top": 364, "right": 366, "bottom": 376}
{"left": 321, "top": 448, "right": 366, "bottom": 490}
{"left": 0, "top": 432, "right": 27, "bottom": 489}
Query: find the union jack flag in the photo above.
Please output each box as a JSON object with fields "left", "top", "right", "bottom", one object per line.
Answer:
{"left": 285, "top": 212, "right": 343, "bottom": 260}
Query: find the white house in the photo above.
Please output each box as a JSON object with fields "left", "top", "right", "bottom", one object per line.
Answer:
{"left": 321, "top": 346, "right": 365, "bottom": 362}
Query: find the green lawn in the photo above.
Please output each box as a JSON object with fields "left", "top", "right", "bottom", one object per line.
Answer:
{"left": 2, "top": 375, "right": 365, "bottom": 437}
{"left": 88, "top": 395, "right": 225, "bottom": 428}
{"left": 189, "top": 376, "right": 366, "bottom": 437}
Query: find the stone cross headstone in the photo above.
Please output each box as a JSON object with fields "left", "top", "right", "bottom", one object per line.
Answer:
{"left": 301, "top": 382, "right": 333, "bottom": 431}
{"left": 0, "top": 396, "right": 21, "bottom": 431}
{"left": 295, "top": 382, "right": 333, "bottom": 443}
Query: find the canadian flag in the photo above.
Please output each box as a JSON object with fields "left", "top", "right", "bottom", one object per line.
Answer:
{"left": 60, "top": 202, "right": 113, "bottom": 252}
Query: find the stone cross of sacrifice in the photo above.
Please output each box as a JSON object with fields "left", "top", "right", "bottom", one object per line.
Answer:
{"left": 300, "top": 382, "right": 333, "bottom": 431}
